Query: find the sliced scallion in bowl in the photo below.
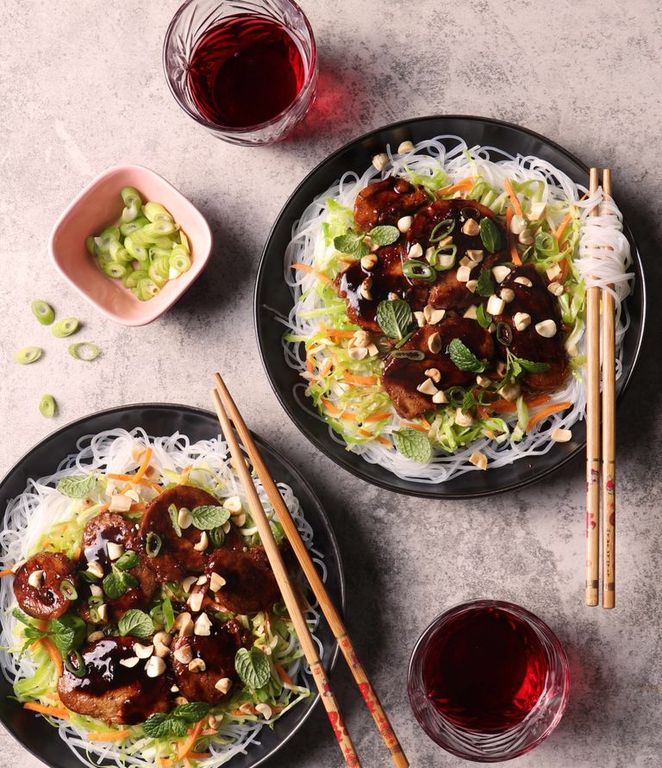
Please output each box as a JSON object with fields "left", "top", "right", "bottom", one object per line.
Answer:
{"left": 88, "top": 187, "right": 192, "bottom": 301}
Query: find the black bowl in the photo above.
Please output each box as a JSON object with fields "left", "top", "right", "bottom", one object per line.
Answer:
{"left": 255, "top": 115, "right": 646, "bottom": 499}
{"left": 0, "top": 403, "right": 344, "bottom": 768}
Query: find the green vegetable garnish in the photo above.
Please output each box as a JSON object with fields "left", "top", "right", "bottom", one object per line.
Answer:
{"left": 39, "top": 394, "right": 57, "bottom": 418}
{"left": 402, "top": 259, "right": 436, "bottom": 282}
{"left": 68, "top": 342, "right": 101, "bottom": 361}
{"left": 118, "top": 609, "right": 154, "bottom": 639}
{"left": 145, "top": 532, "right": 162, "bottom": 557}
{"left": 191, "top": 505, "right": 231, "bottom": 531}
{"left": 143, "top": 702, "right": 210, "bottom": 739}
{"left": 368, "top": 225, "right": 400, "bottom": 247}
{"left": 56, "top": 474, "right": 97, "bottom": 498}
{"left": 479, "top": 217, "right": 501, "bottom": 253}
{"left": 376, "top": 299, "right": 412, "bottom": 340}
{"left": 15, "top": 346, "right": 43, "bottom": 365}
{"left": 31, "top": 300, "right": 55, "bottom": 325}
{"left": 448, "top": 338, "right": 487, "bottom": 373}
{"left": 475, "top": 269, "right": 495, "bottom": 297}
{"left": 392, "top": 428, "right": 433, "bottom": 464}
{"left": 235, "top": 647, "right": 271, "bottom": 690}
{"left": 52, "top": 317, "right": 80, "bottom": 338}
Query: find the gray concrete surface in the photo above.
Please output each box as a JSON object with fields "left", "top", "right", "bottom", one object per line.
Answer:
{"left": 1, "top": 1, "right": 661, "bottom": 766}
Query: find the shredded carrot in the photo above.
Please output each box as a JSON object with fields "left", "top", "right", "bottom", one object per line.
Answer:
{"left": 130, "top": 502, "right": 146, "bottom": 511}
{"left": 554, "top": 213, "right": 573, "bottom": 245}
{"left": 275, "top": 663, "right": 294, "bottom": 686}
{"left": 290, "top": 263, "right": 333, "bottom": 285}
{"left": 87, "top": 730, "right": 130, "bottom": 742}
{"left": 320, "top": 399, "right": 342, "bottom": 417}
{"left": 358, "top": 428, "right": 374, "bottom": 438}
{"left": 503, "top": 178, "right": 523, "bottom": 218}
{"left": 0, "top": 569, "right": 13, "bottom": 577}
{"left": 527, "top": 401, "right": 572, "bottom": 431}
{"left": 72, "top": 547, "right": 82, "bottom": 559}
{"left": 107, "top": 473, "right": 154, "bottom": 487}
{"left": 24, "top": 702, "right": 68, "bottom": 719}
{"left": 132, "top": 447, "right": 153, "bottom": 483}
{"left": 505, "top": 208, "right": 522, "bottom": 265}
{"left": 38, "top": 636, "right": 63, "bottom": 677}
{"left": 321, "top": 327, "right": 356, "bottom": 340}
{"left": 319, "top": 359, "right": 333, "bottom": 377}
{"left": 177, "top": 721, "right": 204, "bottom": 760}
{"left": 188, "top": 754, "right": 211, "bottom": 761}
{"left": 343, "top": 373, "right": 378, "bottom": 386}
{"left": 489, "top": 393, "right": 551, "bottom": 414}
{"left": 558, "top": 256, "right": 570, "bottom": 282}
{"left": 305, "top": 355, "right": 315, "bottom": 375}
{"left": 376, "top": 436, "right": 392, "bottom": 448}
{"left": 401, "top": 421, "right": 428, "bottom": 433}
{"left": 363, "top": 410, "right": 392, "bottom": 423}
{"left": 437, "top": 177, "right": 473, "bottom": 196}
{"left": 99, "top": 502, "right": 110, "bottom": 513}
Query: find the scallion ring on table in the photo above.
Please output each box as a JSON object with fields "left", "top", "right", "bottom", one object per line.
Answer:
{"left": 68, "top": 342, "right": 101, "bottom": 362}
{"left": 52, "top": 317, "right": 80, "bottom": 338}
{"left": 39, "top": 394, "right": 57, "bottom": 418}
{"left": 15, "top": 346, "right": 43, "bottom": 365}
{"left": 31, "top": 300, "right": 55, "bottom": 325}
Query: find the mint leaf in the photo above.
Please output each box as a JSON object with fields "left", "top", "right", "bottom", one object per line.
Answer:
{"left": 56, "top": 474, "right": 97, "bottom": 499}
{"left": 376, "top": 299, "right": 412, "bottom": 340}
{"left": 172, "top": 702, "right": 211, "bottom": 723}
{"left": 393, "top": 429, "right": 433, "bottom": 464}
{"left": 448, "top": 338, "right": 487, "bottom": 373}
{"left": 475, "top": 303, "right": 492, "bottom": 329}
{"left": 48, "top": 615, "right": 86, "bottom": 655}
{"left": 333, "top": 232, "right": 364, "bottom": 254}
{"left": 518, "top": 358, "right": 551, "bottom": 374}
{"left": 191, "top": 505, "right": 231, "bottom": 531}
{"left": 235, "top": 647, "right": 271, "bottom": 690}
{"left": 143, "top": 712, "right": 189, "bottom": 739}
{"left": 479, "top": 217, "right": 501, "bottom": 253}
{"left": 102, "top": 568, "right": 134, "bottom": 599}
{"left": 475, "top": 269, "right": 494, "bottom": 298}
{"left": 118, "top": 609, "right": 154, "bottom": 639}
{"left": 368, "top": 225, "right": 400, "bottom": 247}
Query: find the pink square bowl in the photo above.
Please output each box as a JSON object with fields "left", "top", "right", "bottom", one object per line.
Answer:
{"left": 49, "top": 165, "right": 213, "bottom": 326}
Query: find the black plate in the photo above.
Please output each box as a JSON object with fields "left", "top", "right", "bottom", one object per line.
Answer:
{"left": 255, "top": 115, "right": 646, "bottom": 499}
{"left": 0, "top": 403, "right": 344, "bottom": 768}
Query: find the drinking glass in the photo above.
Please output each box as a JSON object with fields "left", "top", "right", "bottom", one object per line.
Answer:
{"left": 408, "top": 600, "right": 570, "bottom": 762}
{"left": 163, "top": 0, "right": 317, "bottom": 145}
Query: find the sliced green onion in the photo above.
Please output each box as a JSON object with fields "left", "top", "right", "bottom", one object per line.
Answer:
{"left": 120, "top": 186, "right": 142, "bottom": 208}
{"left": 60, "top": 579, "right": 77, "bottom": 600}
{"left": 85, "top": 236, "right": 97, "bottom": 256}
{"left": 145, "top": 532, "right": 162, "bottom": 558}
{"left": 31, "top": 299, "right": 55, "bottom": 325}
{"left": 68, "top": 342, "right": 101, "bottom": 361}
{"left": 124, "top": 235, "right": 149, "bottom": 261}
{"left": 429, "top": 218, "right": 455, "bottom": 242}
{"left": 15, "top": 346, "right": 42, "bottom": 364}
{"left": 142, "top": 220, "right": 177, "bottom": 238}
{"left": 102, "top": 262, "right": 127, "bottom": 279}
{"left": 120, "top": 217, "right": 149, "bottom": 237}
{"left": 402, "top": 259, "right": 436, "bottom": 282}
{"left": 39, "top": 394, "right": 57, "bottom": 418}
{"left": 210, "top": 527, "right": 225, "bottom": 548}
{"left": 179, "top": 231, "right": 190, "bottom": 253}
{"left": 52, "top": 317, "right": 80, "bottom": 338}
{"left": 390, "top": 349, "right": 425, "bottom": 360}
{"left": 143, "top": 202, "right": 173, "bottom": 222}
{"left": 64, "top": 650, "right": 87, "bottom": 678}
{"left": 168, "top": 504, "right": 182, "bottom": 537}
{"left": 137, "top": 278, "right": 160, "bottom": 301}
{"left": 123, "top": 270, "right": 148, "bottom": 289}
{"left": 170, "top": 251, "right": 191, "bottom": 274}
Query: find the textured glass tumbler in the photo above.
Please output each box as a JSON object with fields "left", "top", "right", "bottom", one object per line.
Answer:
{"left": 408, "top": 600, "right": 570, "bottom": 762}
{"left": 163, "top": 0, "right": 317, "bottom": 145}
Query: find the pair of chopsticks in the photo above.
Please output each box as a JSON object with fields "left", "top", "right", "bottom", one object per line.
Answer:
{"left": 585, "top": 168, "right": 616, "bottom": 609}
{"left": 211, "top": 373, "right": 409, "bottom": 768}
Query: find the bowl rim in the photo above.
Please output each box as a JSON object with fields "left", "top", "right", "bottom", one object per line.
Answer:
{"left": 0, "top": 401, "right": 345, "bottom": 768}
{"left": 48, "top": 163, "right": 213, "bottom": 327}
{"left": 254, "top": 114, "right": 647, "bottom": 499}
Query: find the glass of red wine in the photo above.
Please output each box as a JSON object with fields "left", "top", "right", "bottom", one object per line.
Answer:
{"left": 163, "top": 0, "right": 317, "bottom": 145}
{"left": 408, "top": 600, "right": 569, "bottom": 762}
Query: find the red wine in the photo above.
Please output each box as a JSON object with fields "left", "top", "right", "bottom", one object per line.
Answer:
{"left": 422, "top": 605, "right": 547, "bottom": 732}
{"left": 187, "top": 15, "right": 306, "bottom": 128}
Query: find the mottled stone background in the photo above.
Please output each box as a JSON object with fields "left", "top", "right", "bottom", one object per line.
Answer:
{"left": 1, "top": 0, "right": 661, "bottom": 766}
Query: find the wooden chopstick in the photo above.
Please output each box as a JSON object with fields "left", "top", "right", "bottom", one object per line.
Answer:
{"left": 601, "top": 168, "right": 616, "bottom": 609}
{"left": 210, "top": 387, "right": 362, "bottom": 768}
{"left": 585, "top": 167, "right": 601, "bottom": 607}
{"left": 213, "top": 373, "right": 409, "bottom": 767}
